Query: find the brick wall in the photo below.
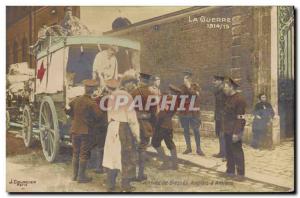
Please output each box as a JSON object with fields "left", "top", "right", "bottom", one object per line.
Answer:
{"left": 104, "top": 7, "right": 274, "bottom": 143}
{"left": 105, "top": 7, "right": 233, "bottom": 111}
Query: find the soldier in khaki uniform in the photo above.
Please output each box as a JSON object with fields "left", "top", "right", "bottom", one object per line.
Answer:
{"left": 178, "top": 70, "right": 204, "bottom": 156}
{"left": 130, "top": 73, "right": 157, "bottom": 181}
{"left": 222, "top": 77, "right": 247, "bottom": 181}
{"left": 66, "top": 79, "right": 103, "bottom": 183}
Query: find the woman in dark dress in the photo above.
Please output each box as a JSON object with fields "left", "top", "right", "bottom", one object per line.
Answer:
{"left": 251, "top": 93, "right": 275, "bottom": 149}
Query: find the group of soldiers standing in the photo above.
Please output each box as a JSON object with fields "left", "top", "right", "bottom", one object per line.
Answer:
{"left": 212, "top": 74, "right": 247, "bottom": 180}
{"left": 66, "top": 68, "right": 248, "bottom": 192}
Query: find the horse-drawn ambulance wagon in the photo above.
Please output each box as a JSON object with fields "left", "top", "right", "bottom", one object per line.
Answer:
{"left": 9, "top": 31, "right": 141, "bottom": 162}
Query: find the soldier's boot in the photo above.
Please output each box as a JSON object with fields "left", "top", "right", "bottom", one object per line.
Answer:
{"left": 235, "top": 175, "right": 246, "bottom": 181}
{"left": 137, "top": 151, "right": 147, "bottom": 181}
{"left": 213, "top": 153, "right": 223, "bottom": 158}
{"left": 155, "top": 147, "right": 171, "bottom": 170}
{"left": 196, "top": 143, "right": 205, "bottom": 156}
{"left": 182, "top": 144, "right": 192, "bottom": 154}
{"left": 94, "top": 150, "right": 104, "bottom": 174}
{"left": 72, "top": 158, "right": 79, "bottom": 181}
{"left": 121, "top": 178, "right": 136, "bottom": 192}
{"left": 196, "top": 148, "right": 205, "bottom": 156}
{"left": 170, "top": 149, "right": 178, "bottom": 170}
{"left": 78, "top": 161, "right": 92, "bottom": 183}
{"left": 94, "top": 166, "right": 104, "bottom": 174}
{"left": 106, "top": 169, "right": 117, "bottom": 192}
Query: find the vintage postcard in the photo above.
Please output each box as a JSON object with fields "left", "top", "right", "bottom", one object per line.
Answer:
{"left": 6, "top": 6, "right": 295, "bottom": 193}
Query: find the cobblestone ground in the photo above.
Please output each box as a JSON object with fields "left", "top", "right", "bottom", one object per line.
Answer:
{"left": 136, "top": 158, "right": 288, "bottom": 192}
{"left": 161, "top": 132, "right": 294, "bottom": 189}
{"left": 6, "top": 148, "right": 288, "bottom": 192}
{"left": 6, "top": 131, "right": 290, "bottom": 192}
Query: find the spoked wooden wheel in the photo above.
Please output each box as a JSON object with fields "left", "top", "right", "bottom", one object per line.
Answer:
{"left": 39, "top": 96, "right": 60, "bottom": 162}
{"left": 22, "top": 105, "right": 33, "bottom": 147}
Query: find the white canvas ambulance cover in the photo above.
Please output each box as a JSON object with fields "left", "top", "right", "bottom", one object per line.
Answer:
{"left": 35, "top": 47, "right": 69, "bottom": 94}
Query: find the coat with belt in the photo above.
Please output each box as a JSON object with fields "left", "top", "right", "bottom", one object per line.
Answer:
{"left": 66, "top": 94, "right": 103, "bottom": 135}
{"left": 222, "top": 92, "right": 247, "bottom": 135}
{"left": 89, "top": 95, "right": 109, "bottom": 149}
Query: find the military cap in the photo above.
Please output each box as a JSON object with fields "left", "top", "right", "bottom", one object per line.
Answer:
{"left": 105, "top": 79, "right": 120, "bottom": 89}
{"left": 120, "top": 74, "right": 138, "bottom": 86}
{"left": 150, "top": 75, "right": 160, "bottom": 81}
{"left": 82, "top": 79, "right": 99, "bottom": 87}
{"left": 139, "top": 72, "right": 153, "bottom": 80}
{"left": 213, "top": 75, "right": 225, "bottom": 81}
{"left": 182, "top": 69, "right": 193, "bottom": 76}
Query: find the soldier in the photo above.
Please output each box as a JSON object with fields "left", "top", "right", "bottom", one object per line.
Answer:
{"left": 212, "top": 75, "right": 226, "bottom": 159}
{"left": 102, "top": 78, "right": 140, "bottom": 192}
{"left": 151, "top": 91, "right": 179, "bottom": 170}
{"left": 149, "top": 76, "right": 161, "bottom": 96}
{"left": 65, "top": 79, "right": 103, "bottom": 183}
{"left": 178, "top": 70, "right": 204, "bottom": 156}
{"left": 130, "top": 73, "right": 157, "bottom": 181}
{"left": 222, "top": 77, "right": 247, "bottom": 181}
{"left": 89, "top": 90, "right": 109, "bottom": 174}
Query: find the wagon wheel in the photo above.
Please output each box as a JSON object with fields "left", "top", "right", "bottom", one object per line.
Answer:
{"left": 22, "top": 105, "right": 33, "bottom": 147}
{"left": 6, "top": 110, "right": 10, "bottom": 131}
{"left": 39, "top": 96, "right": 60, "bottom": 162}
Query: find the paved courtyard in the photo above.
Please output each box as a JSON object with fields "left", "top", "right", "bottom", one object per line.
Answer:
{"left": 149, "top": 131, "right": 294, "bottom": 189}
{"left": 7, "top": 138, "right": 288, "bottom": 192}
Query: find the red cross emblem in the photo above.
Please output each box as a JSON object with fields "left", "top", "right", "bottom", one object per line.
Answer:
{"left": 37, "top": 61, "right": 46, "bottom": 82}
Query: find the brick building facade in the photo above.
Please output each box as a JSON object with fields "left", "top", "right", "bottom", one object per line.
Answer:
{"left": 6, "top": 6, "right": 80, "bottom": 70}
{"left": 102, "top": 6, "right": 294, "bottom": 144}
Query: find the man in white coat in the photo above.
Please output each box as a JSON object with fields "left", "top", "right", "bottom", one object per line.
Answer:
{"left": 102, "top": 77, "right": 140, "bottom": 192}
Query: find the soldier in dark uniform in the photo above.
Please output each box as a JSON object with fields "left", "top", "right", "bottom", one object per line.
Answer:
{"left": 212, "top": 75, "right": 227, "bottom": 159}
{"left": 178, "top": 70, "right": 204, "bottom": 156}
{"left": 89, "top": 91, "right": 108, "bottom": 174}
{"left": 65, "top": 79, "right": 103, "bottom": 183}
{"left": 152, "top": 92, "right": 179, "bottom": 170}
{"left": 130, "top": 73, "right": 156, "bottom": 181}
{"left": 222, "top": 77, "right": 247, "bottom": 180}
